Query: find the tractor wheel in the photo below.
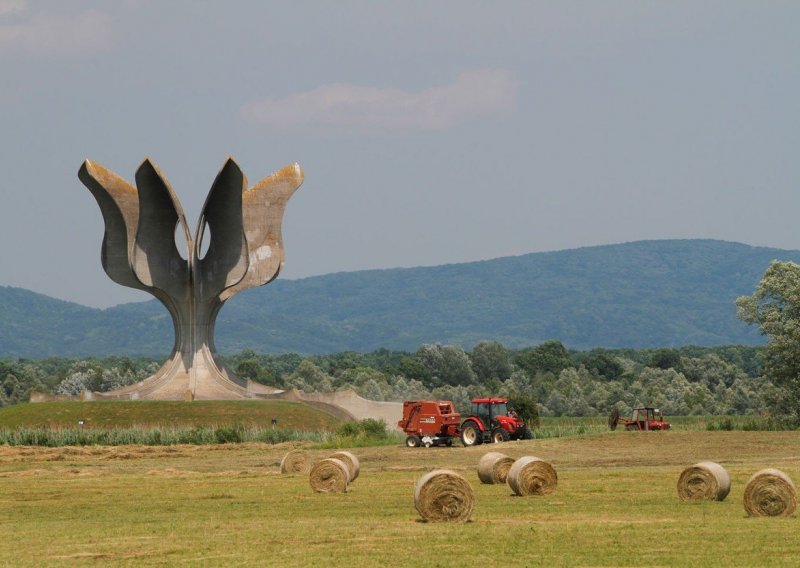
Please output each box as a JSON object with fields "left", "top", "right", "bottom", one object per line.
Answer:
{"left": 521, "top": 426, "right": 533, "bottom": 440}
{"left": 405, "top": 435, "right": 421, "bottom": 448}
{"left": 460, "top": 421, "right": 483, "bottom": 447}
{"left": 609, "top": 408, "right": 620, "bottom": 431}
{"left": 445, "top": 438, "right": 453, "bottom": 447}
{"left": 492, "top": 428, "right": 510, "bottom": 444}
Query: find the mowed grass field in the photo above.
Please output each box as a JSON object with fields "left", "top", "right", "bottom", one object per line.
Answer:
{"left": 1, "top": 430, "right": 798, "bottom": 566}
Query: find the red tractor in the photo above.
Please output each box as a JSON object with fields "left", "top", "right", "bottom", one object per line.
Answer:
{"left": 459, "top": 397, "right": 532, "bottom": 446}
{"left": 398, "top": 397, "right": 532, "bottom": 447}
{"left": 609, "top": 407, "right": 671, "bottom": 431}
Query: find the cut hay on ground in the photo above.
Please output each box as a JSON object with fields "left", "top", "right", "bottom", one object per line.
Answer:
{"left": 743, "top": 468, "right": 797, "bottom": 517}
{"left": 329, "top": 451, "right": 359, "bottom": 482}
{"left": 507, "top": 456, "right": 558, "bottom": 496}
{"left": 280, "top": 450, "right": 311, "bottom": 474}
{"left": 477, "top": 452, "right": 515, "bottom": 484}
{"left": 414, "top": 469, "right": 475, "bottom": 523}
{"left": 309, "top": 458, "right": 350, "bottom": 493}
{"left": 677, "top": 461, "right": 731, "bottom": 502}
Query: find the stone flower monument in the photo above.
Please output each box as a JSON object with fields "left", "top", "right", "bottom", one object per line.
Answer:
{"left": 78, "top": 158, "right": 303, "bottom": 400}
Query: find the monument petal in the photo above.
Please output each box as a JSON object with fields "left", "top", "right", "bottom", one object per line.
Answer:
{"left": 78, "top": 158, "right": 304, "bottom": 400}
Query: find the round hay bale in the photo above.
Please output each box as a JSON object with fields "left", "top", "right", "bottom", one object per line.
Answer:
{"left": 309, "top": 458, "right": 350, "bottom": 493}
{"left": 329, "top": 451, "right": 360, "bottom": 482}
{"left": 507, "top": 456, "right": 558, "bottom": 496}
{"left": 477, "top": 451, "right": 515, "bottom": 484}
{"left": 280, "top": 450, "right": 311, "bottom": 474}
{"left": 677, "top": 461, "right": 731, "bottom": 502}
{"left": 743, "top": 468, "right": 797, "bottom": 517}
{"left": 414, "top": 469, "right": 475, "bottom": 523}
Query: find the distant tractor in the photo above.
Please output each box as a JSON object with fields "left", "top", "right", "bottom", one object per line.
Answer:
{"left": 398, "top": 397, "right": 532, "bottom": 447}
{"left": 459, "top": 397, "right": 532, "bottom": 446}
{"left": 609, "top": 407, "right": 671, "bottom": 431}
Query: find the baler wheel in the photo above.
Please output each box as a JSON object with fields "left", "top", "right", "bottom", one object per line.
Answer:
{"left": 406, "top": 435, "right": 422, "bottom": 448}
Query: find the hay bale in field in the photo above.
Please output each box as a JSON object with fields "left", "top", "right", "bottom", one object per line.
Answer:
{"left": 309, "top": 458, "right": 350, "bottom": 493}
{"left": 507, "top": 456, "right": 557, "bottom": 496}
{"left": 280, "top": 450, "right": 311, "bottom": 474}
{"left": 414, "top": 469, "right": 475, "bottom": 523}
{"left": 329, "top": 451, "right": 360, "bottom": 482}
{"left": 477, "top": 451, "right": 515, "bottom": 484}
{"left": 743, "top": 468, "right": 797, "bottom": 517}
{"left": 677, "top": 461, "right": 731, "bottom": 502}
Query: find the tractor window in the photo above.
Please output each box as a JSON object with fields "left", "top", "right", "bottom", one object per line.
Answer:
{"left": 492, "top": 402, "right": 508, "bottom": 417}
{"left": 474, "top": 403, "right": 491, "bottom": 425}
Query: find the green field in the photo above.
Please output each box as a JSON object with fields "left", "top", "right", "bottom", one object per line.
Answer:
{"left": 0, "top": 402, "right": 759, "bottom": 434}
{"left": 0, "top": 400, "right": 342, "bottom": 430}
{"left": 0, "top": 430, "right": 798, "bottom": 566}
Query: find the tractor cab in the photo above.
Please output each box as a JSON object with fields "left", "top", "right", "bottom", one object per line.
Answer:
{"left": 471, "top": 399, "right": 508, "bottom": 427}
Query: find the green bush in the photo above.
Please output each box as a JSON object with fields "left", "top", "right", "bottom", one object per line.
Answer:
{"left": 507, "top": 393, "right": 540, "bottom": 428}
{"left": 360, "top": 418, "right": 388, "bottom": 438}
{"left": 311, "top": 418, "right": 399, "bottom": 449}
{"left": 335, "top": 419, "right": 389, "bottom": 440}
{"left": 335, "top": 422, "right": 361, "bottom": 438}
{"left": 214, "top": 425, "right": 244, "bottom": 444}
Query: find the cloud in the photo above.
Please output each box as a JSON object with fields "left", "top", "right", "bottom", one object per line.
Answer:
{"left": 0, "top": 9, "right": 112, "bottom": 56}
{"left": 241, "top": 69, "right": 518, "bottom": 131}
{"left": 0, "top": 0, "right": 26, "bottom": 17}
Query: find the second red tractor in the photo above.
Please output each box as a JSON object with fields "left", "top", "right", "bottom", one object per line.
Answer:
{"left": 609, "top": 407, "right": 670, "bottom": 431}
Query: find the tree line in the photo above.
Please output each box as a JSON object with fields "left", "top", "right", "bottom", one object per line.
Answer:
{"left": 0, "top": 342, "right": 777, "bottom": 421}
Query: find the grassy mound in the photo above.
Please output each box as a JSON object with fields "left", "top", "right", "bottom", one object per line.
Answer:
{"left": 0, "top": 400, "right": 341, "bottom": 430}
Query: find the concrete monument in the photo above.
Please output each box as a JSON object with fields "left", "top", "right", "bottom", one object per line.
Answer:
{"left": 78, "top": 158, "right": 303, "bottom": 400}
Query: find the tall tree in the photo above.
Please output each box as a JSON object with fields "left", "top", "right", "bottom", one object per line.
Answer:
{"left": 470, "top": 340, "right": 512, "bottom": 383}
{"left": 647, "top": 348, "right": 683, "bottom": 372}
{"left": 736, "top": 260, "right": 800, "bottom": 425}
{"left": 415, "top": 344, "right": 477, "bottom": 386}
{"left": 514, "top": 340, "right": 573, "bottom": 376}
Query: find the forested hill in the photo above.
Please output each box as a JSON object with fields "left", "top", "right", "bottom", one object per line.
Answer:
{"left": 2, "top": 239, "right": 799, "bottom": 358}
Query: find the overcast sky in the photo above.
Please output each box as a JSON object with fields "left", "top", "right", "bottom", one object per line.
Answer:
{"left": 1, "top": 0, "right": 798, "bottom": 308}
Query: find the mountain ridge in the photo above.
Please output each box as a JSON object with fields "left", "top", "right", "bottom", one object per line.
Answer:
{"left": 2, "top": 239, "right": 797, "bottom": 357}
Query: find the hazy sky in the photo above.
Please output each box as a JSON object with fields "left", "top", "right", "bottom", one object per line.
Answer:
{"left": 1, "top": 1, "right": 798, "bottom": 308}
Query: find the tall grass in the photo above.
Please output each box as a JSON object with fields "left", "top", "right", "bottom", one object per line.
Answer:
{"left": 704, "top": 415, "right": 797, "bottom": 431}
{"left": 0, "top": 425, "right": 327, "bottom": 447}
{"left": 531, "top": 417, "right": 608, "bottom": 439}
{"left": 0, "top": 418, "right": 402, "bottom": 448}
{"left": 4, "top": 415, "right": 789, "bottom": 448}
